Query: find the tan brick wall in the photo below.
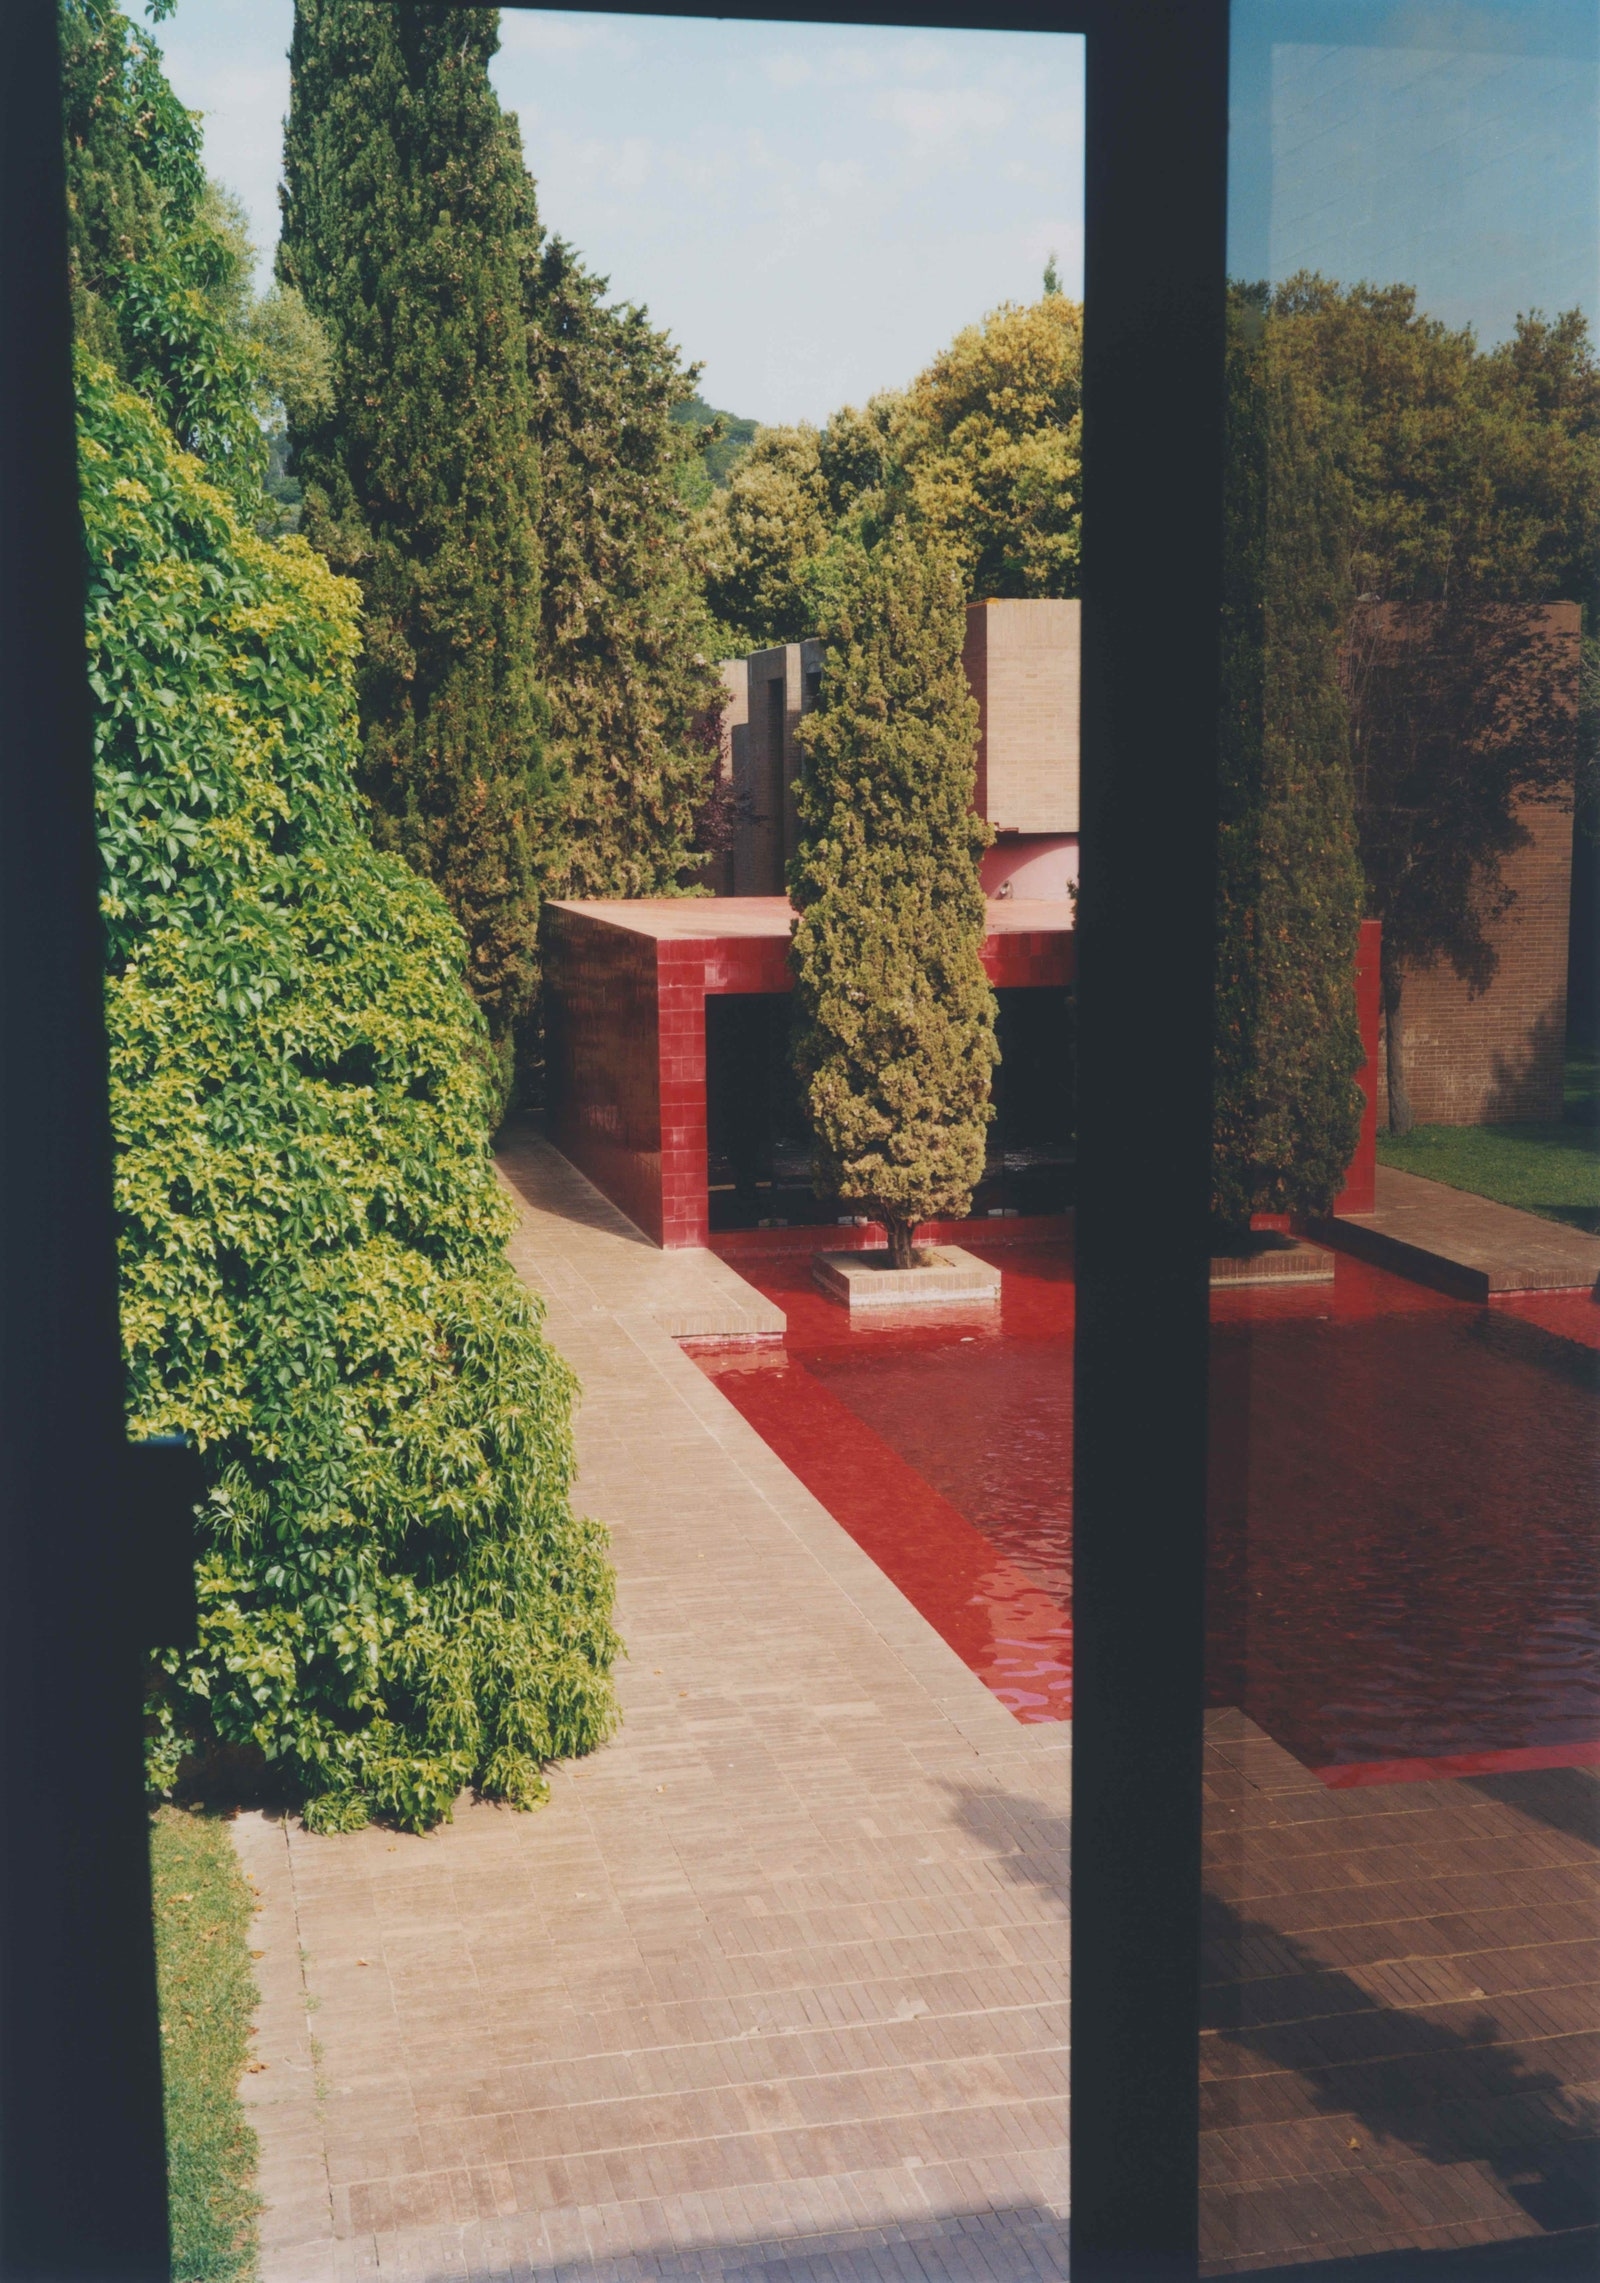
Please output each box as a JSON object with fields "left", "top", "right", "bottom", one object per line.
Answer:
{"left": 964, "top": 598, "right": 1080, "bottom": 834}
{"left": 1384, "top": 788, "right": 1575, "bottom": 1124}
{"left": 1376, "top": 598, "right": 1580, "bottom": 1125}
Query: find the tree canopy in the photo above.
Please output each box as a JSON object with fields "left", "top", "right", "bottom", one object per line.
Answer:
{"left": 63, "top": 0, "right": 617, "bottom": 1830}
{"left": 697, "top": 290, "right": 1085, "bottom": 655}
{"left": 700, "top": 421, "right": 834, "bottom": 653}
{"left": 1264, "top": 277, "right": 1599, "bottom": 1129}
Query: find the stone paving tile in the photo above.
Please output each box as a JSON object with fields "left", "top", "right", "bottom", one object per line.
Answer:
{"left": 1199, "top": 1713, "right": 1600, "bottom": 2273}
{"left": 236, "top": 1131, "right": 1069, "bottom": 2281}
{"left": 1315, "top": 1162, "right": 1600, "bottom": 1296}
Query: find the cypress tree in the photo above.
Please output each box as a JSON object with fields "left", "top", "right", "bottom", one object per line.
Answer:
{"left": 1212, "top": 290, "right": 1365, "bottom": 1234}
{"left": 790, "top": 532, "right": 996, "bottom": 1268}
{"left": 526, "top": 236, "right": 725, "bottom": 898}
{"left": 278, "top": 2, "right": 547, "bottom": 1092}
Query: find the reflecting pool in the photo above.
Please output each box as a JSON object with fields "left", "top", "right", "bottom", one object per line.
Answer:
{"left": 690, "top": 1241, "right": 1600, "bottom": 1781}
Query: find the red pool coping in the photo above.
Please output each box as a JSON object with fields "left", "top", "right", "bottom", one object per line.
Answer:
{"left": 1314, "top": 1739, "right": 1600, "bottom": 1788}
{"left": 687, "top": 1337, "right": 1072, "bottom": 1723}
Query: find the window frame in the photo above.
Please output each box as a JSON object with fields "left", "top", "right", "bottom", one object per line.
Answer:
{"left": 0, "top": 3, "right": 1229, "bottom": 2273}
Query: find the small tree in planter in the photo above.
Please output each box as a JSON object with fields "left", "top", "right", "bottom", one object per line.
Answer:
{"left": 789, "top": 531, "right": 997, "bottom": 1267}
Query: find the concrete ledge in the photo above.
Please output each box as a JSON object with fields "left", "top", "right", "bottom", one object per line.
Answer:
{"left": 813, "top": 1244, "right": 1002, "bottom": 1310}
{"left": 1312, "top": 1163, "right": 1600, "bottom": 1300}
{"left": 1210, "top": 1234, "right": 1335, "bottom": 1287}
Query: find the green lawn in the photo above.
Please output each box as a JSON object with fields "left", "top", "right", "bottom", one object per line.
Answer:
{"left": 151, "top": 1808, "right": 262, "bottom": 2283}
{"left": 1376, "top": 1049, "right": 1600, "bottom": 1233}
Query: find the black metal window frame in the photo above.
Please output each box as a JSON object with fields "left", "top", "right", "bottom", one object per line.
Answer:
{"left": 0, "top": 2, "right": 1227, "bottom": 2273}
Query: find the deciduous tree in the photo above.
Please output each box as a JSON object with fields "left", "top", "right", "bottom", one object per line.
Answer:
{"left": 1271, "top": 276, "right": 1599, "bottom": 1130}
{"left": 699, "top": 422, "right": 832, "bottom": 651}
{"left": 83, "top": 365, "right": 617, "bottom": 1831}
{"left": 896, "top": 292, "right": 1083, "bottom": 600}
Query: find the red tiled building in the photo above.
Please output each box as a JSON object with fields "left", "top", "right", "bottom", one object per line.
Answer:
{"left": 543, "top": 897, "right": 1076, "bottom": 1247}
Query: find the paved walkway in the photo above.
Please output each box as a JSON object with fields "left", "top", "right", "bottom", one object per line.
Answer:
{"left": 235, "top": 1127, "right": 1070, "bottom": 2283}
{"left": 1202, "top": 1713, "right": 1600, "bottom": 2273}
{"left": 1318, "top": 1164, "right": 1600, "bottom": 1298}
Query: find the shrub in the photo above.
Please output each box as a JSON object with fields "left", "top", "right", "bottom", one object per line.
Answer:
{"left": 82, "top": 363, "right": 618, "bottom": 1832}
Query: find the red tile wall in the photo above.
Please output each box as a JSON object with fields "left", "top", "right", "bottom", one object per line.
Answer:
{"left": 544, "top": 909, "right": 666, "bottom": 1245}
{"left": 1335, "top": 918, "right": 1382, "bottom": 1214}
{"left": 547, "top": 912, "right": 1378, "bottom": 1249}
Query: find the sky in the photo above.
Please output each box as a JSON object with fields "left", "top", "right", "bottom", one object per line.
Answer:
{"left": 1229, "top": 0, "right": 1599, "bottom": 346}
{"left": 151, "top": 4, "right": 1086, "bottom": 429}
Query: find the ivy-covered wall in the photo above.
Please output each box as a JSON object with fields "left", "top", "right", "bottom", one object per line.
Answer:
{"left": 83, "top": 364, "right": 617, "bottom": 1832}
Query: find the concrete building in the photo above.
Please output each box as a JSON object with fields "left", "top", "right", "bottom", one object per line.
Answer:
{"left": 714, "top": 600, "right": 1080, "bottom": 903}
{"left": 717, "top": 638, "right": 823, "bottom": 896}
{"left": 543, "top": 895, "right": 1079, "bottom": 1247}
{"left": 963, "top": 597, "right": 1079, "bottom": 901}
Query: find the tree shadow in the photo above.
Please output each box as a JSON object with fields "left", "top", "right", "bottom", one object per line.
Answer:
{"left": 1197, "top": 1884, "right": 1600, "bottom": 2239}
{"left": 937, "top": 1771, "right": 1600, "bottom": 2272}
{"left": 1482, "top": 1005, "right": 1571, "bottom": 1127}
{"left": 494, "top": 1112, "right": 659, "bottom": 1248}
{"left": 1462, "top": 1766, "right": 1600, "bottom": 1853}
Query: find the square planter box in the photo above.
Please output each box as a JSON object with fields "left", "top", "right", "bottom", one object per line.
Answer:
{"left": 812, "top": 1244, "right": 1002, "bottom": 1311}
{"left": 1209, "top": 1233, "right": 1335, "bottom": 1287}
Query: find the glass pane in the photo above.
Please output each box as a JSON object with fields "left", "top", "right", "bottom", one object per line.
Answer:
{"left": 1204, "top": 2, "right": 1600, "bottom": 2269}
{"left": 97, "top": 5, "right": 1085, "bottom": 2271}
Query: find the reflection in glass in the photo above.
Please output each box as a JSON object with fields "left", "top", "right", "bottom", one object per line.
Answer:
{"left": 1204, "top": 3, "right": 1600, "bottom": 2269}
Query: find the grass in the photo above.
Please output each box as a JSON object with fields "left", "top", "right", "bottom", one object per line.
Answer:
{"left": 150, "top": 1807, "right": 262, "bottom": 2283}
{"left": 1376, "top": 1047, "right": 1600, "bottom": 1233}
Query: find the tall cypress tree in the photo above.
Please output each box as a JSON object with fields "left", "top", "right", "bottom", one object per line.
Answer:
{"left": 526, "top": 236, "right": 725, "bottom": 898}
{"left": 790, "top": 533, "right": 996, "bottom": 1268}
{"left": 278, "top": 2, "right": 547, "bottom": 1090}
{"left": 1212, "top": 289, "right": 1365, "bottom": 1234}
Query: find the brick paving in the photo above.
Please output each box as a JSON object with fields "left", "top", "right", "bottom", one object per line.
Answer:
{"left": 1318, "top": 1164, "right": 1600, "bottom": 1298}
{"left": 231, "top": 1126, "right": 1599, "bottom": 2280}
{"left": 1201, "top": 1712, "right": 1600, "bottom": 2273}
{"left": 234, "top": 1126, "right": 1070, "bottom": 2282}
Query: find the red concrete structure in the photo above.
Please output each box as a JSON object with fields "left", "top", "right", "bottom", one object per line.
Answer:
{"left": 1335, "top": 917, "right": 1382, "bottom": 1215}
{"left": 543, "top": 897, "right": 1075, "bottom": 1248}
{"left": 543, "top": 897, "right": 1379, "bottom": 1249}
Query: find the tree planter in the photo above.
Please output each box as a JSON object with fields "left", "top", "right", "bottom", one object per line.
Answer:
{"left": 812, "top": 1245, "right": 1001, "bottom": 1311}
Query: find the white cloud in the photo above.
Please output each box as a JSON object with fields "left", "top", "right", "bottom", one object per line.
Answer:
{"left": 878, "top": 86, "right": 1011, "bottom": 150}
{"left": 546, "top": 132, "right": 654, "bottom": 196}
{"left": 763, "top": 52, "right": 813, "bottom": 90}
{"left": 496, "top": 13, "right": 639, "bottom": 65}
{"left": 817, "top": 159, "right": 869, "bottom": 198}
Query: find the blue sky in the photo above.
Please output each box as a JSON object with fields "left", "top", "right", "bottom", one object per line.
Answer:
{"left": 152, "top": 4, "right": 1086, "bottom": 427}
{"left": 1229, "top": 0, "right": 1599, "bottom": 345}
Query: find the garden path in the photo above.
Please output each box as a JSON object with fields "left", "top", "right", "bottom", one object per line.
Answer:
{"left": 233, "top": 1123, "right": 1071, "bottom": 2283}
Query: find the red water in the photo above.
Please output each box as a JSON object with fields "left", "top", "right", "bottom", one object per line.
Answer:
{"left": 692, "top": 1240, "right": 1600, "bottom": 1775}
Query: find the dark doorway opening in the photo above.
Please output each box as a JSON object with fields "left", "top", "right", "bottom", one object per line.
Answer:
{"left": 706, "top": 985, "right": 1075, "bottom": 1231}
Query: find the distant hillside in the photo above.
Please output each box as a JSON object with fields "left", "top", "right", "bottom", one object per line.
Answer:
{"left": 672, "top": 396, "right": 759, "bottom": 489}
